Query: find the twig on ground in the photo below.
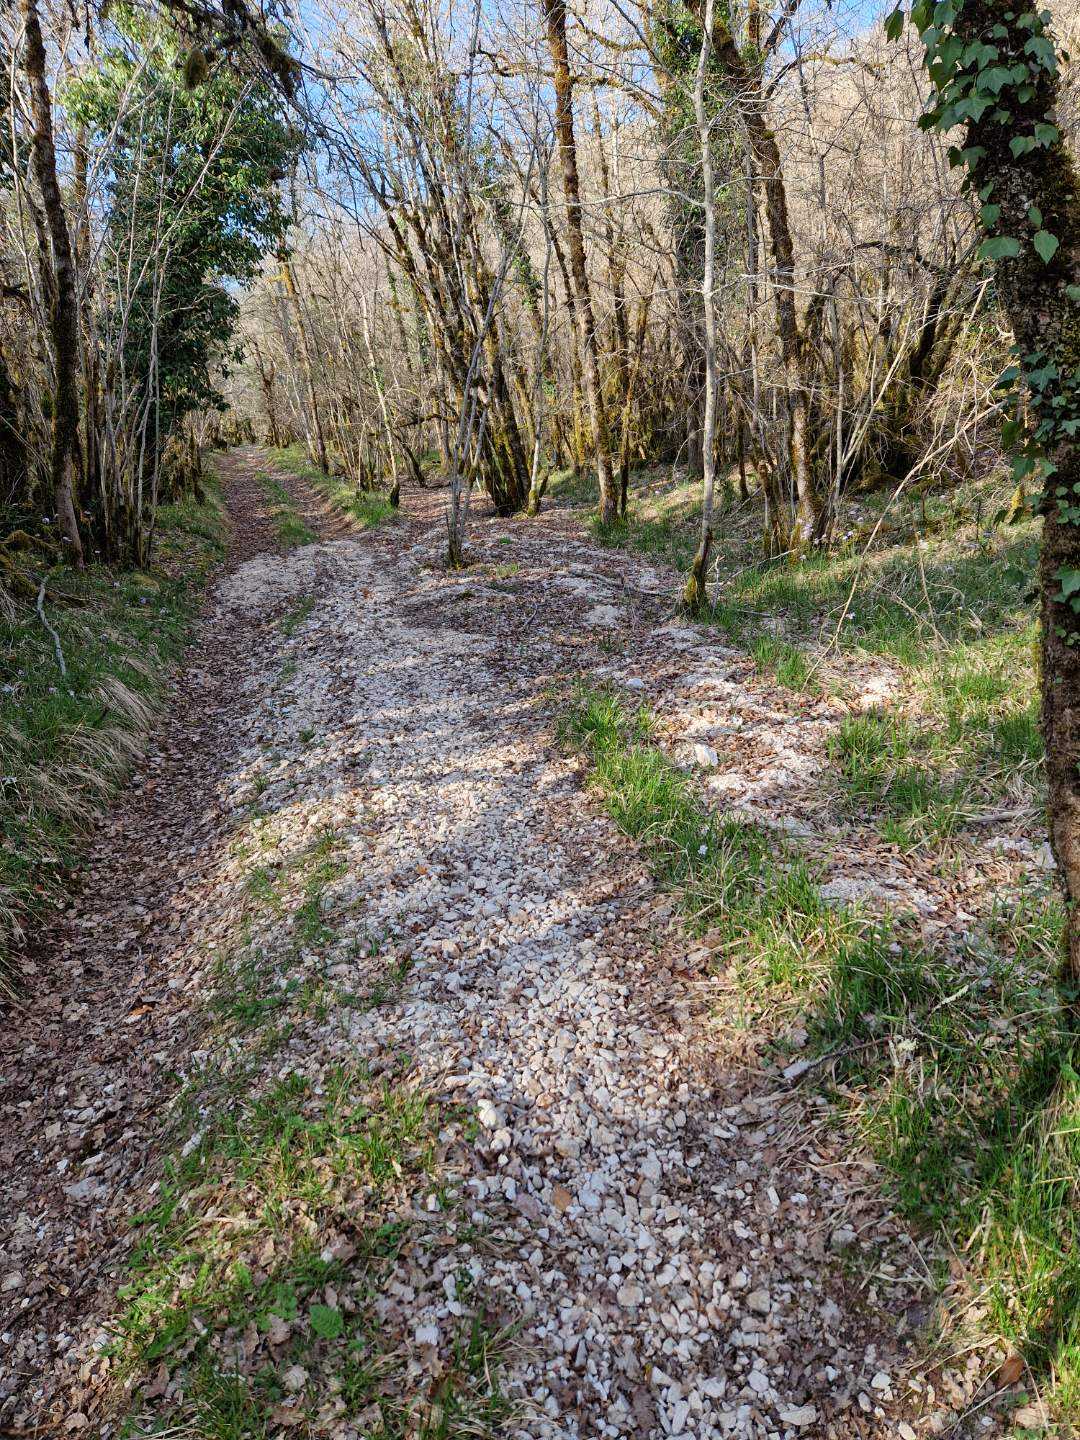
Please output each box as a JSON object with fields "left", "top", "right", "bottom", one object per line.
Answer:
{"left": 36, "top": 574, "right": 67, "bottom": 680}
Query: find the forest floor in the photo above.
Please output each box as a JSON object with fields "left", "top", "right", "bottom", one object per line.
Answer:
{"left": 0, "top": 448, "right": 1067, "bottom": 1439}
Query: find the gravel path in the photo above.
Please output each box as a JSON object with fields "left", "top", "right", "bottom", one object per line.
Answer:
{"left": 1, "top": 451, "right": 931, "bottom": 1437}
{"left": 264, "top": 541, "right": 912, "bottom": 1439}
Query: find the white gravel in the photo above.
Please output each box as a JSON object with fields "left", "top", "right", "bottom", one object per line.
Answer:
{"left": 205, "top": 531, "right": 924, "bottom": 1439}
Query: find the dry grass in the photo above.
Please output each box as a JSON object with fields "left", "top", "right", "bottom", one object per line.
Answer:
{"left": 0, "top": 483, "right": 226, "bottom": 990}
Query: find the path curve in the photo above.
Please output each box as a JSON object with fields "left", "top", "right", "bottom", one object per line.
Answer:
{"left": 1, "top": 451, "right": 924, "bottom": 1438}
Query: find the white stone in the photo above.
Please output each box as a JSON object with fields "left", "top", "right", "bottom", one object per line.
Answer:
{"left": 778, "top": 1405, "right": 817, "bottom": 1427}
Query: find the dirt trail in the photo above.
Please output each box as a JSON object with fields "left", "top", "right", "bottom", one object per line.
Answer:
{"left": 1, "top": 451, "right": 930, "bottom": 1438}
{"left": 0, "top": 453, "right": 324, "bottom": 1416}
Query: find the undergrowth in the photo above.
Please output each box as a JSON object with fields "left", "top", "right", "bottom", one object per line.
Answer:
{"left": 576, "top": 469, "right": 1041, "bottom": 844}
{"left": 558, "top": 683, "right": 1077, "bottom": 1423}
{"left": 0, "top": 480, "right": 226, "bottom": 987}
{"left": 117, "top": 1064, "right": 471, "bottom": 1437}
{"left": 257, "top": 470, "right": 317, "bottom": 548}
{"left": 271, "top": 445, "right": 398, "bottom": 529}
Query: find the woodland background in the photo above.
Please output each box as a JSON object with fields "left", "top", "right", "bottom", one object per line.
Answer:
{"left": 5, "top": 0, "right": 1080, "bottom": 1425}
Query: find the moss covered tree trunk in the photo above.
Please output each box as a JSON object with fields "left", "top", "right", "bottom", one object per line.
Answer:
{"left": 711, "top": 18, "right": 825, "bottom": 552}
{"left": 23, "top": 0, "right": 84, "bottom": 569}
{"left": 910, "top": 0, "right": 1080, "bottom": 998}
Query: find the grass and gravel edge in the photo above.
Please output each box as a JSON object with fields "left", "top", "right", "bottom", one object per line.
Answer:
{"left": 556, "top": 681, "right": 1078, "bottom": 1428}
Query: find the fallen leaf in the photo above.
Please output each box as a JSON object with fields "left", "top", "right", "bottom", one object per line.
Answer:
{"left": 282, "top": 1364, "right": 308, "bottom": 1393}
{"left": 998, "top": 1352, "right": 1025, "bottom": 1386}
{"left": 269, "top": 1405, "right": 306, "bottom": 1427}
{"left": 142, "top": 1363, "right": 169, "bottom": 1399}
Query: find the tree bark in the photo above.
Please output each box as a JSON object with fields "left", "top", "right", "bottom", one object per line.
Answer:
{"left": 684, "top": 0, "right": 720, "bottom": 612}
{"left": 278, "top": 254, "right": 330, "bottom": 474}
{"left": 711, "top": 17, "right": 825, "bottom": 550}
{"left": 541, "top": 0, "right": 618, "bottom": 523}
{"left": 251, "top": 340, "right": 284, "bottom": 447}
{"left": 949, "top": 0, "right": 1080, "bottom": 1000}
{"left": 22, "top": 0, "right": 84, "bottom": 568}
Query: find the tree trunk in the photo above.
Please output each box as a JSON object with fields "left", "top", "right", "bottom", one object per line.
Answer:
{"left": 278, "top": 254, "right": 330, "bottom": 474}
{"left": 23, "top": 0, "right": 84, "bottom": 569}
{"left": 252, "top": 340, "right": 283, "bottom": 448}
{"left": 541, "top": 0, "right": 617, "bottom": 523}
{"left": 684, "top": 0, "right": 720, "bottom": 613}
{"left": 618, "top": 294, "right": 653, "bottom": 514}
{"left": 940, "top": 0, "right": 1080, "bottom": 1000}
{"left": 711, "top": 17, "right": 825, "bottom": 551}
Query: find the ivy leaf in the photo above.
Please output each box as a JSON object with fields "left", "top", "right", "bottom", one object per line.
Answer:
{"left": 1024, "top": 33, "right": 1057, "bottom": 68}
{"left": 979, "top": 235, "right": 1022, "bottom": 260}
{"left": 884, "top": 7, "right": 905, "bottom": 40}
{"left": 1066, "top": 284, "right": 1080, "bottom": 302}
{"left": 1011, "top": 453, "right": 1039, "bottom": 483}
{"left": 982, "top": 64, "right": 1014, "bottom": 91}
{"left": 956, "top": 93, "right": 995, "bottom": 120}
{"left": 1034, "top": 121, "right": 1060, "bottom": 145}
{"left": 309, "top": 1305, "right": 344, "bottom": 1340}
{"left": 1010, "top": 134, "right": 1038, "bottom": 157}
{"left": 1028, "top": 205, "right": 1043, "bottom": 226}
{"left": 1034, "top": 229, "right": 1060, "bottom": 262}
{"left": 980, "top": 203, "right": 1002, "bottom": 227}
{"left": 1028, "top": 358, "right": 1060, "bottom": 388}
{"left": 1055, "top": 568, "right": 1080, "bottom": 604}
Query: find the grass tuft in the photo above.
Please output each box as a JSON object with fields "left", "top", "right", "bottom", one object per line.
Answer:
{"left": 0, "top": 479, "right": 226, "bottom": 987}
{"left": 580, "top": 469, "right": 1044, "bottom": 828}
{"left": 271, "top": 446, "right": 397, "bottom": 529}
{"left": 559, "top": 682, "right": 1077, "bottom": 1418}
{"left": 109, "top": 797, "right": 511, "bottom": 1436}
{"left": 257, "top": 471, "right": 317, "bottom": 548}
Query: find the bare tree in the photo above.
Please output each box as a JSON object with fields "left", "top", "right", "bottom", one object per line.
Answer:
{"left": 21, "top": 0, "right": 84, "bottom": 567}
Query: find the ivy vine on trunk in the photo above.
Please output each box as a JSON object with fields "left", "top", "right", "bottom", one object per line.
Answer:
{"left": 888, "top": 0, "right": 1080, "bottom": 1005}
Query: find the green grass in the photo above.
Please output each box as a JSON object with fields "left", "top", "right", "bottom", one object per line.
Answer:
{"left": 827, "top": 633, "right": 1041, "bottom": 847}
{"left": 117, "top": 1049, "right": 510, "bottom": 1436}
{"left": 271, "top": 445, "right": 397, "bottom": 528}
{"left": 292, "top": 828, "right": 346, "bottom": 948}
{"left": 0, "top": 480, "right": 227, "bottom": 985}
{"left": 278, "top": 594, "right": 315, "bottom": 637}
{"left": 340, "top": 954, "right": 413, "bottom": 1012}
{"left": 828, "top": 901, "right": 1079, "bottom": 1413}
{"left": 112, "top": 810, "right": 510, "bottom": 1437}
{"left": 589, "top": 479, "right": 703, "bottom": 571}
{"left": 556, "top": 684, "right": 869, "bottom": 997}
{"left": 544, "top": 466, "right": 596, "bottom": 508}
{"left": 580, "top": 468, "right": 1042, "bottom": 838}
{"left": 559, "top": 683, "right": 1077, "bottom": 1421}
{"left": 713, "top": 504, "right": 1042, "bottom": 838}
{"left": 117, "top": 1066, "right": 441, "bottom": 1422}
{"left": 748, "top": 633, "right": 815, "bottom": 692}
{"left": 257, "top": 470, "right": 317, "bottom": 548}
